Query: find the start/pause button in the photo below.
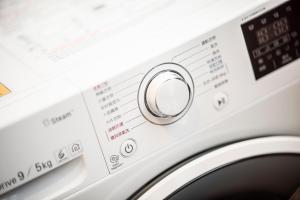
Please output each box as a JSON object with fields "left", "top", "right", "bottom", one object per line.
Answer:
{"left": 120, "top": 139, "right": 137, "bottom": 158}
{"left": 213, "top": 92, "right": 229, "bottom": 111}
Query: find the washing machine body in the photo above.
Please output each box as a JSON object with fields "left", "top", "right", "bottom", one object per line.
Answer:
{"left": 0, "top": 0, "right": 300, "bottom": 199}
{"left": 68, "top": 0, "right": 300, "bottom": 199}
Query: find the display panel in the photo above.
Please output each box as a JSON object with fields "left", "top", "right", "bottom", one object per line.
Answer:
{"left": 242, "top": 0, "right": 300, "bottom": 80}
{"left": 256, "top": 17, "right": 289, "bottom": 45}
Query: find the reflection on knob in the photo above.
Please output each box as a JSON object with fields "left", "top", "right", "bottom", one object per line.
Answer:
{"left": 145, "top": 70, "right": 191, "bottom": 118}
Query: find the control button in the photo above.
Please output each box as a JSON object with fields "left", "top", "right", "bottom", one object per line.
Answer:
{"left": 69, "top": 141, "right": 83, "bottom": 157}
{"left": 213, "top": 92, "right": 228, "bottom": 111}
{"left": 145, "top": 71, "right": 191, "bottom": 118}
{"left": 54, "top": 147, "right": 69, "bottom": 164}
{"left": 120, "top": 139, "right": 137, "bottom": 157}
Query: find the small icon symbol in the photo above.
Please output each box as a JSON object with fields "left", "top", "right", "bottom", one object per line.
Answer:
{"left": 54, "top": 147, "right": 68, "bottom": 164}
{"left": 258, "top": 58, "right": 264, "bottom": 64}
{"left": 71, "top": 144, "right": 81, "bottom": 153}
{"left": 43, "top": 119, "right": 51, "bottom": 127}
{"left": 259, "top": 65, "right": 267, "bottom": 72}
{"left": 273, "top": 12, "right": 279, "bottom": 18}
{"left": 213, "top": 93, "right": 228, "bottom": 111}
{"left": 68, "top": 141, "right": 83, "bottom": 157}
{"left": 110, "top": 155, "right": 119, "bottom": 164}
{"left": 120, "top": 139, "right": 137, "bottom": 157}
{"left": 286, "top": 6, "right": 292, "bottom": 12}
{"left": 58, "top": 150, "right": 65, "bottom": 159}
{"left": 248, "top": 24, "right": 254, "bottom": 31}
{"left": 261, "top": 18, "right": 267, "bottom": 25}
{"left": 125, "top": 144, "right": 134, "bottom": 153}
{"left": 282, "top": 53, "right": 288, "bottom": 59}
{"left": 217, "top": 99, "right": 224, "bottom": 106}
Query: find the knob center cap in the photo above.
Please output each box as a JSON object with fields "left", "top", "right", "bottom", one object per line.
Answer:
{"left": 146, "top": 71, "right": 190, "bottom": 118}
{"left": 156, "top": 79, "right": 190, "bottom": 117}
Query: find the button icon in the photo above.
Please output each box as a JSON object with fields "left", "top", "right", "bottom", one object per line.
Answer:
{"left": 69, "top": 141, "right": 83, "bottom": 157}
{"left": 261, "top": 18, "right": 267, "bottom": 25}
{"left": 125, "top": 144, "right": 133, "bottom": 153}
{"left": 213, "top": 92, "right": 228, "bottom": 111}
{"left": 120, "top": 139, "right": 137, "bottom": 157}
{"left": 259, "top": 65, "right": 267, "bottom": 72}
{"left": 54, "top": 147, "right": 69, "bottom": 164}
{"left": 248, "top": 24, "right": 254, "bottom": 31}
{"left": 273, "top": 12, "right": 279, "bottom": 19}
{"left": 285, "top": 6, "right": 292, "bottom": 12}
{"left": 42, "top": 119, "right": 51, "bottom": 127}
{"left": 110, "top": 155, "right": 119, "bottom": 164}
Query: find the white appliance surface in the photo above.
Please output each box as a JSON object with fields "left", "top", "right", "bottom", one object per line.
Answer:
{"left": 0, "top": 0, "right": 300, "bottom": 199}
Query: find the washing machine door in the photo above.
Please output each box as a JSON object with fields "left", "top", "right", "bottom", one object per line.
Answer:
{"left": 135, "top": 136, "right": 300, "bottom": 200}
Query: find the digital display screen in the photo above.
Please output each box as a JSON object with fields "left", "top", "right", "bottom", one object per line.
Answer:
{"left": 241, "top": 0, "right": 300, "bottom": 80}
{"left": 256, "top": 17, "right": 289, "bottom": 45}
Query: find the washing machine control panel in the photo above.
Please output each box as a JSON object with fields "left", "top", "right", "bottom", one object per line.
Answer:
{"left": 83, "top": 0, "right": 300, "bottom": 173}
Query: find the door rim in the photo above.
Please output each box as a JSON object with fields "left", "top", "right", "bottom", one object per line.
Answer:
{"left": 136, "top": 136, "right": 300, "bottom": 200}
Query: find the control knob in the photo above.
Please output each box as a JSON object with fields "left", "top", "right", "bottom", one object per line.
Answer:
{"left": 145, "top": 70, "right": 191, "bottom": 118}
{"left": 138, "top": 63, "right": 194, "bottom": 125}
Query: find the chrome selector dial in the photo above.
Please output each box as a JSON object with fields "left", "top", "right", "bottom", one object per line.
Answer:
{"left": 145, "top": 71, "right": 191, "bottom": 118}
{"left": 138, "top": 63, "right": 194, "bottom": 125}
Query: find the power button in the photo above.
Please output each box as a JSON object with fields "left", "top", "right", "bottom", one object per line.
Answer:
{"left": 120, "top": 139, "right": 137, "bottom": 158}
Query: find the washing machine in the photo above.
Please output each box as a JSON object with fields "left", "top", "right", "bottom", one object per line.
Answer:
{"left": 0, "top": 0, "right": 300, "bottom": 199}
